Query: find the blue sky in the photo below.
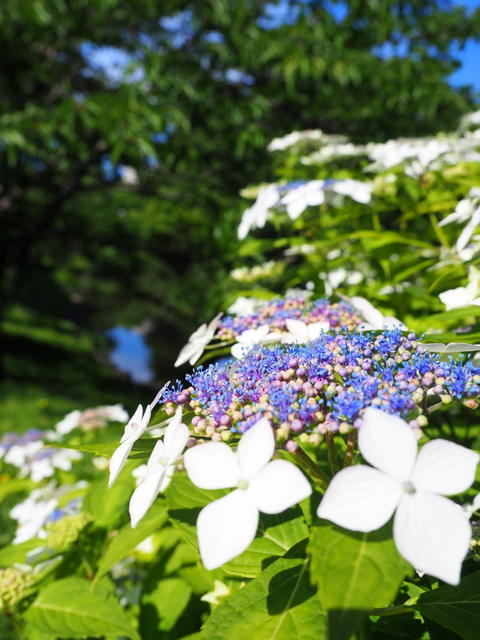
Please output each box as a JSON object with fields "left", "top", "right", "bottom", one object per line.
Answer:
{"left": 449, "top": 39, "right": 480, "bottom": 89}
{"left": 107, "top": 326, "right": 153, "bottom": 383}
{"left": 449, "top": 0, "right": 480, "bottom": 89}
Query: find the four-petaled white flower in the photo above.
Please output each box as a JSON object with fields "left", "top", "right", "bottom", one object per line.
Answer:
{"left": 184, "top": 418, "right": 312, "bottom": 570}
{"left": 174, "top": 313, "right": 222, "bottom": 367}
{"left": 282, "top": 319, "right": 329, "bottom": 344}
{"left": 328, "top": 179, "right": 373, "bottom": 204}
{"left": 439, "top": 266, "right": 480, "bottom": 310}
{"left": 108, "top": 383, "right": 169, "bottom": 488}
{"left": 129, "top": 407, "right": 189, "bottom": 527}
{"left": 281, "top": 180, "right": 325, "bottom": 220}
{"left": 342, "top": 295, "right": 406, "bottom": 330}
{"left": 231, "top": 325, "right": 282, "bottom": 359}
{"left": 317, "top": 407, "right": 479, "bottom": 585}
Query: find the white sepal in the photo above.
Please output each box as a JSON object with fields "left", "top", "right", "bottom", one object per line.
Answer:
{"left": 410, "top": 439, "right": 479, "bottom": 496}
{"left": 237, "top": 418, "right": 274, "bottom": 481}
{"left": 121, "top": 404, "right": 144, "bottom": 442}
{"left": 317, "top": 465, "right": 402, "bottom": 532}
{"left": 184, "top": 442, "right": 240, "bottom": 489}
{"left": 164, "top": 408, "right": 190, "bottom": 462}
{"left": 284, "top": 319, "right": 329, "bottom": 343}
{"left": 129, "top": 442, "right": 169, "bottom": 528}
{"left": 423, "top": 342, "right": 480, "bottom": 353}
{"left": 249, "top": 459, "right": 312, "bottom": 514}
{"left": 359, "top": 408, "right": 417, "bottom": 482}
{"left": 394, "top": 492, "right": 471, "bottom": 585}
{"left": 197, "top": 490, "right": 259, "bottom": 570}
{"left": 108, "top": 439, "right": 136, "bottom": 488}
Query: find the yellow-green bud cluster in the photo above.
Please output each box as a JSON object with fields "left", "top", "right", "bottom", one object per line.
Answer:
{"left": 470, "top": 521, "right": 480, "bottom": 562}
{"left": 0, "top": 567, "right": 35, "bottom": 611}
{"left": 46, "top": 512, "right": 92, "bottom": 552}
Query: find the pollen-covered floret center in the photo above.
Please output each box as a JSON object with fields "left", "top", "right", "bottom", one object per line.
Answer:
{"left": 238, "top": 478, "right": 249, "bottom": 490}
{"left": 403, "top": 480, "right": 416, "bottom": 495}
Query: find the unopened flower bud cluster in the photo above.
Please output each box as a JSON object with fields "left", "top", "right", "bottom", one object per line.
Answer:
{"left": 46, "top": 512, "right": 92, "bottom": 552}
{"left": 0, "top": 567, "right": 35, "bottom": 611}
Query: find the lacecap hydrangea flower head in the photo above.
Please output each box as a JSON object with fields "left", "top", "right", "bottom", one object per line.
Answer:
{"left": 107, "top": 328, "right": 479, "bottom": 580}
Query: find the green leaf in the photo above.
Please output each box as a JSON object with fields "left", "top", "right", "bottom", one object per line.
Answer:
{"left": 414, "top": 570, "right": 480, "bottom": 640}
{"left": 24, "top": 577, "right": 139, "bottom": 640}
{"left": 23, "top": 625, "right": 52, "bottom": 640}
{"left": 166, "top": 473, "right": 308, "bottom": 577}
{"left": 140, "top": 577, "right": 192, "bottom": 635}
{"left": 50, "top": 437, "right": 158, "bottom": 458}
{"left": 83, "top": 467, "right": 134, "bottom": 528}
{"left": 202, "top": 541, "right": 327, "bottom": 640}
{"left": 0, "top": 477, "right": 33, "bottom": 500}
{"left": 308, "top": 521, "right": 409, "bottom": 640}
{"left": 0, "top": 538, "right": 43, "bottom": 567}
{"left": 421, "top": 332, "right": 480, "bottom": 346}
{"left": 415, "top": 306, "right": 480, "bottom": 331}
{"left": 95, "top": 502, "right": 168, "bottom": 582}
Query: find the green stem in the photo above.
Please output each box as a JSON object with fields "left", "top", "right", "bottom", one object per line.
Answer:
{"left": 369, "top": 604, "right": 412, "bottom": 617}
{"left": 426, "top": 401, "right": 443, "bottom": 414}
{"left": 203, "top": 341, "right": 233, "bottom": 350}
{"left": 428, "top": 211, "right": 449, "bottom": 249}
{"left": 6, "top": 611, "right": 24, "bottom": 639}
{"left": 325, "top": 431, "right": 340, "bottom": 474}
{"left": 293, "top": 448, "right": 330, "bottom": 490}
{"left": 78, "top": 541, "right": 95, "bottom": 579}
{"left": 343, "top": 429, "right": 357, "bottom": 467}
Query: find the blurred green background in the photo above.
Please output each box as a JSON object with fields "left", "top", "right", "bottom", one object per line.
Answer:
{"left": 1, "top": 0, "right": 479, "bottom": 431}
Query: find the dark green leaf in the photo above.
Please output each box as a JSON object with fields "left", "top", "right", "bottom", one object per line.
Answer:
{"left": 95, "top": 502, "right": 168, "bottom": 581}
{"left": 83, "top": 467, "right": 134, "bottom": 528}
{"left": 309, "top": 521, "right": 409, "bottom": 640}
{"left": 414, "top": 570, "right": 480, "bottom": 640}
{"left": 202, "top": 541, "right": 327, "bottom": 640}
{"left": 24, "top": 577, "right": 139, "bottom": 639}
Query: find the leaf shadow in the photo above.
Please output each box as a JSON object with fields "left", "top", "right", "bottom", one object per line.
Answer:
{"left": 316, "top": 518, "right": 393, "bottom": 542}
{"left": 168, "top": 507, "right": 199, "bottom": 527}
{"left": 266, "top": 540, "right": 311, "bottom": 615}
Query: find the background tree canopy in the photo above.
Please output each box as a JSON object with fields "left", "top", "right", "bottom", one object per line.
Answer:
{"left": 0, "top": 0, "right": 479, "bottom": 427}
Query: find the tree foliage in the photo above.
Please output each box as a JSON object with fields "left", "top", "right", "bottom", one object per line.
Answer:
{"left": 0, "top": 0, "right": 479, "bottom": 376}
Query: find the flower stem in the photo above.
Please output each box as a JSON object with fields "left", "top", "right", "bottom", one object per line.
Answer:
{"left": 293, "top": 448, "right": 330, "bottom": 490}
{"left": 426, "top": 401, "right": 443, "bottom": 414}
{"left": 325, "top": 431, "right": 340, "bottom": 474}
{"left": 343, "top": 429, "right": 357, "bottom": 467}
{"left": 429, "top": 212, "right": 449, "bottom": 249}
{"left": 203, "top": 341, "right": 233, "bottom": 350}
{"left": 369, "top": 604, "right": 412, "bottom": 617}
{"left": 6, "top": 611, "right": 24, "bottom": 639}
